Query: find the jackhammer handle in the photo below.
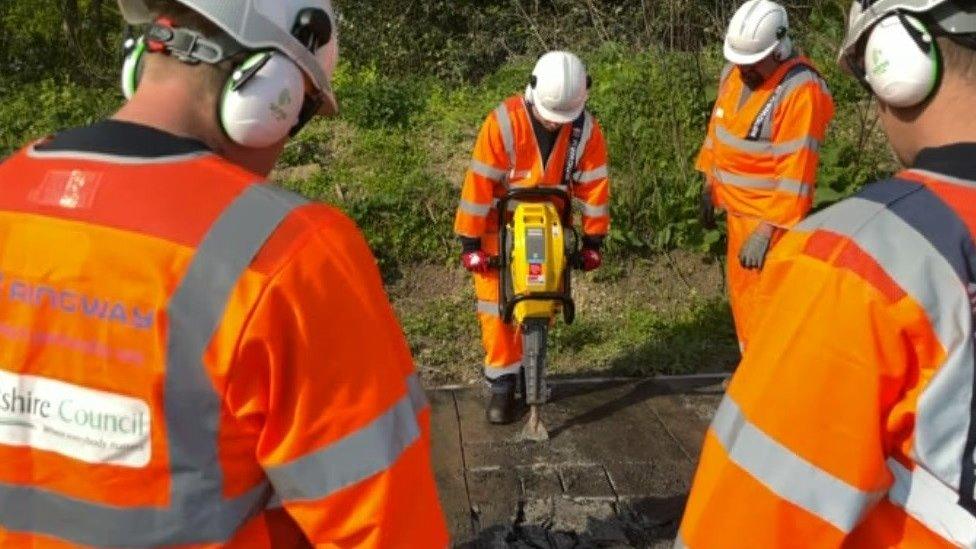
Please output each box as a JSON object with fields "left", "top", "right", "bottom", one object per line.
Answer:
{"left": 488, "top": 256, "right": 501, "bottom": 270}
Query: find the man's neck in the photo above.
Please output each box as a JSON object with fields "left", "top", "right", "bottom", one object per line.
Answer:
{"left": 113, "top": 81, "right": 224, "bottom": 153}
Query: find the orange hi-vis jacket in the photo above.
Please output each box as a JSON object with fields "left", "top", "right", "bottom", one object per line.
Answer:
{"left": 453, "top": 95, "right": 611, "bottom": 240}
{"left": 678, "top": 145, "right": 976, "bottom": 548}
{"left": 0, "top": 121, "right": 449, "bottom": 548}
{"left": 696, "top": 56, "right": 835, "bottom": 229}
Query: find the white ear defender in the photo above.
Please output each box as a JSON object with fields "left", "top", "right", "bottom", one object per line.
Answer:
{"left": 120, "top": 8, "right": 333, "bottom": 148}
{"left": 862, "top": 12, "right": 941, "bottom": 108}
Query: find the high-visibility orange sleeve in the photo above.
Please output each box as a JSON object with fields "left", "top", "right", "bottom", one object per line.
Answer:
{"left": 763, "top": 82, "right": 835, "bottom": 228}
{"left": 680, "top": 228, "right": 931, "bottom": 547}
{"left": 229, "top": 207, "right": 449, "bottom": 548}
{"left": 695, "top": 64, "right": 732, "bottom": 183}
{"left": 573, "top": 118, "right": 611, "bottom": 237}
{"left": 454, "top": 109, "right": 509, "bottom": 239}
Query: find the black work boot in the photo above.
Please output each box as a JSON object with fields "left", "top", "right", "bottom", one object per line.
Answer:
{"left": 486, "top": 374, "right": 518, "bottom": 425}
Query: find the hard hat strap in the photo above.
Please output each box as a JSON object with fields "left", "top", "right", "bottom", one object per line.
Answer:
{"left": 145, "top": 19, "right": 244, "bottom": 65}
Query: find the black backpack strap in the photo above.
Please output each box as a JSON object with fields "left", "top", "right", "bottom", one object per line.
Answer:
{"left": 562, "top": 111, "right": 588, "bottom": 190}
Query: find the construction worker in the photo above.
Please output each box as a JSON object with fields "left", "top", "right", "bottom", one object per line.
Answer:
{"left": 698, "top": 0, "right": 835, "bottom": 351}
{"left": 454, "top": 51, "right": 611, "bottom": 425}
{"left": 0, "top": 0, "right": 449, "bottom": 546}
{"left": 678, "top": 1, "right": 976, "bottom": 547}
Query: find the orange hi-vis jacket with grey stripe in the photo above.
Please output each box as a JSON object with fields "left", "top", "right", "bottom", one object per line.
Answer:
{"left": 454, "top": 95, "right": 610, "bottom": 240}
{"left": 453, "top": 95, "right": 610, "bottom": 379}
{"left": 695, "top": 56, "right": 834, "bottom": 349}
{"left": 678, "top": 144, "right": 976, "bottom": 548}
{"left": 697, "top": 55, "right": 834, "bottom": 227}
{"left": 0, "top": 121, "right": 449, "bottom": 548}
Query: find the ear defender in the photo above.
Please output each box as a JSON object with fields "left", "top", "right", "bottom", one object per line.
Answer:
{"left": 119, "top": 8, "right": 333, "bottom": 148}
{"left": 121, "top": 36, "right": 147, "bottom": 100}
{"left": 773, "top": 33, "right": 793, "bottom": 62}
{"left": 219, "top": 52, "right": 306, "bottom": 148}
{"left": 864, "top": 12, "right": 941, "bottom": 108}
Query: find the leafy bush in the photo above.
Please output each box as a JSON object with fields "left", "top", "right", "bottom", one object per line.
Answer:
{"left": 0, "top": 79, "right": 118, "bottom": 156}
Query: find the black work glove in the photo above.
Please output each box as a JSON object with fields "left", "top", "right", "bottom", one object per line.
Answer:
{"left": 738, "top": 225, "right": 774, "bottom": 271}
{"left": 700, "top": 182, "right": 717, "bottom": 230}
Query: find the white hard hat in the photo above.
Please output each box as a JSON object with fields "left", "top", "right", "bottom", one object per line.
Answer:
{"left": 117, "top": 0, "right": 339, "bottom": 116}
{"left": 525, "top": 51, "right": 589, "bottom": 124}
{"left": 724, "top": 0, "right": 791, "bottom": 65}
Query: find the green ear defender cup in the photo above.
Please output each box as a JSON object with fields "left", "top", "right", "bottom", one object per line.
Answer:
{"left": 121, "top": 37, "right": 147, "bottom": 100}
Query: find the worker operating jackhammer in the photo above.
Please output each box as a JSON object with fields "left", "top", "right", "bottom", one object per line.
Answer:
{"left": 697, "top": 0, "right": 835, "bottom": 354}
{"left": 454, "top": 51, "right": 612, "bottom": 427}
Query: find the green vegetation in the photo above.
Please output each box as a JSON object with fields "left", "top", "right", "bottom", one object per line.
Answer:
{"left": 0, "top": 1, "right": 898, "bottom": 379}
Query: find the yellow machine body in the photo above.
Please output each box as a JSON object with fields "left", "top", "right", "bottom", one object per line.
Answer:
{"left": 508, "top": 202, "right": 567, "bottom": 324}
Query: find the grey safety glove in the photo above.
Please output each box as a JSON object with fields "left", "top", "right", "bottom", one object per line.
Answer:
{"left": 738, "top": 225, "right": 774, "bottom": 270}
{"left": 700, "top": 180, "right": 717, "bottom": 230}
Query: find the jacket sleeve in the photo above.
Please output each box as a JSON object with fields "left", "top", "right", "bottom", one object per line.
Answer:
{"left": 763, "top": 78, "right": 835, "bottom": 228}
{"left": 695, "top": 63, "right": 733, "bottom": 183}
{"left": 233, "top": 207, "right": 449, "bottom": 548}
{"left": 454, "top": 108, "right": 510, "bottom": 239}
{"left": 572, "top": 116, "right": 611, "bottom": 237}
{"left": 678, "top": 227, "right": 916, "bottom": 548}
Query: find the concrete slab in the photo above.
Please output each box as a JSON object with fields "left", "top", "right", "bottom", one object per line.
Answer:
{"left": 429, "top": 378, "right": 723, "bottom": 548}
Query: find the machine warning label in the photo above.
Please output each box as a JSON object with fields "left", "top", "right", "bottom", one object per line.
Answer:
{"left": 526, "top": 228, "right": 547, "bottom": 285}
{"left": 0, "top": 370, "right": 151, "bottom": 468}
{"left": 528, "top": 263, "right": 545, "bottom": 285}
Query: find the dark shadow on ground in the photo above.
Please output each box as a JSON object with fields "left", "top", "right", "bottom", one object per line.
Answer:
{"left": 453, "top": 495, "right": 687, "bottom": 548}
{"left": 545, "top": 378, "right": 724, "bottom": 440}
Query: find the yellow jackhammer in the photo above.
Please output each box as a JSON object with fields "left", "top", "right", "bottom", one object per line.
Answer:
{"left": 491, "top": 187, "right": 578, "bottom": 442}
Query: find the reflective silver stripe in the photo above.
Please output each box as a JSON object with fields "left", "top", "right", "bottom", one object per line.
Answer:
{"left": 406, "top": 372, "right": 429, "bottom": 414}
{"left": 495, "top": 103, "right": 516, "bottom": 169}
{"left": 470, "top": 159, "right": 507, "bottom": 182}
{"left": 673, "top": 531, "right": 691, "bottom": 549}
{"left": 458, "top": 199, "right": 491, "bottom": 217}
{"left": 490, "top": 198, "right": 518, "bottom": 212}
{"left": 714, "top": 169, "right": 778, "bottom": 190}
{"left": 26, "top": 144, "right": 215, "bottom": 165}
{"left": 715, "top": 125, "right": 820, "bottom": 156}
{"left": 265, "top": 387, "right": 422, "bottom": 504}
{"left": 477, "top": 300, "right": 500, "bottom": 317}
{"left": 780, "top": 67, "right": 831, "bottom": 100}
{"left": 910, "top": 169, "right": 976, "bottom": 189}
{"left": 579, "top": 201, "right": 610, "bottom": 218}
{"left": 711, "top": 395, "right": 882, "bottom": 532}
{"left": 0, "top": 184, "right": 303, "bottom": 545}
{"left": 810, "top": 198, "right": 973, "bottom": 493}
{"left": 485, "top": 361, "right": 522, "bottom": 379}
{"left": 575, "top": 165, "right": 608, "bottom": 184}
{"left": 778, "top": 179, "right": 813, "bottom": 197}
{"left": 888, "top": 458, "right": 976, "bottom": 546}
{"left": 702, "top": 136, "right": 714, "bottom": 150}
{"left": 772, "top": 136, "right": 821, "bottom": 156}
{"left": 720, "top": 62, "right": 734, "bottom": 85}
{"left": 577, "top": 112, "right": 595, "bottom": 166}
{"left": 757, "top": 65, "right": 831, "bottom": 142}
{"left": 716, "top": 125, "right": 771, "bottom": 154}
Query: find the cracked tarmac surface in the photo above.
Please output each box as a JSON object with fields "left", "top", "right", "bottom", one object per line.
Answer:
{"left": 429, "top": 377, "right": 724, "bottom": 548}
